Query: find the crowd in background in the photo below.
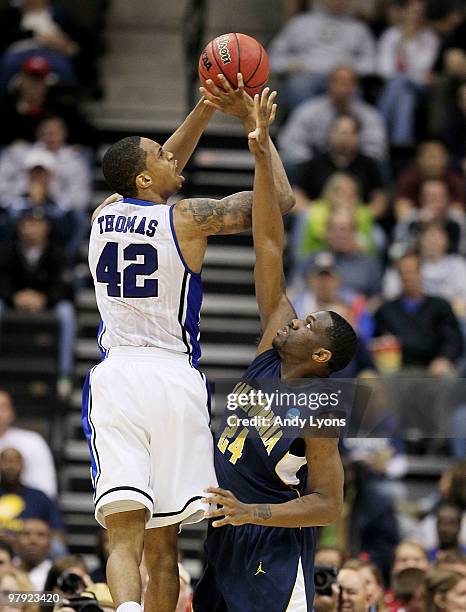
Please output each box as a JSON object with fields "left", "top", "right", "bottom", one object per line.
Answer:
{"left": 0, "top": 0, "right": 464, "bottom": 610}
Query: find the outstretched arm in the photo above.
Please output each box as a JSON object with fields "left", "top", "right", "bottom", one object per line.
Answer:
{"left": 243, "top": 88, "right": 297, "bottom": 355}
{"left": 162, "top": 97, "right": 215, "bottom": 173}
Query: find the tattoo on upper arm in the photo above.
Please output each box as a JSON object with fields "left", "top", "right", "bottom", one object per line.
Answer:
{"left": 179, "top": 192, "right": 253, "bottom": 235}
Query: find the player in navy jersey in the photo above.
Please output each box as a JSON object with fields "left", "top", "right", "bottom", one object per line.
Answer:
{"left": 193, "top": 90, "right": 357, "bottom": 611}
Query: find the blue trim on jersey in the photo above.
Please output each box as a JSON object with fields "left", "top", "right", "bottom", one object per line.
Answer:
{"left": 184, "top": 273, "right": 202, "bottom": 368}
{"left": 82, "top": 367, "right": 100, "bottom": 490}
{"left": 169, "top": 204, "right": 201, "bottom": 277}
{"left": 96, "top": 320, "right": 108, "bottom": 360}
{"left": 123, "top": 197, "right": 158, "bottom": 207}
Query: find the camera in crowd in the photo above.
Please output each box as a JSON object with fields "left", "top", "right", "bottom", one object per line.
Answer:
{"left": 314, "top": 564, "right": 338, "bottom": 596}
{"left": 56, "top": 572, "right": 104, "bottom": 612}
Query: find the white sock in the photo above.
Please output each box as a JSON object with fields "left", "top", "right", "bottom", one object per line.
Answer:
{"left": 116, "top": 603, "right": 142, "bottom": 612}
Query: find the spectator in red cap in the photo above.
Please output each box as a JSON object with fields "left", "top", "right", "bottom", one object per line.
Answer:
{"left": 0, "top": 55, "right": 94, "bottom": 146}
{"left": 0, "top": 0, "right": 103, "bottom": 95}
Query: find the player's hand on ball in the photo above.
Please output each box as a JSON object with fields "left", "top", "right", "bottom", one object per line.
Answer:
{"left": 200, "top": 73, "right": 253, "bottom": 120}
{"left": 247, "top": 87, "right": 277, "bottom": 158}
{"left": 203, "top": 487, "right": 253, "bottom": 527}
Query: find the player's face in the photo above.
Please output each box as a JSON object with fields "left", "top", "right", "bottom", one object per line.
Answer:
{"left": 272, "top": 310, "right": 332, "bottom": 365}
{"left": 139, "top": 138, "right": 184, "bottom": 198}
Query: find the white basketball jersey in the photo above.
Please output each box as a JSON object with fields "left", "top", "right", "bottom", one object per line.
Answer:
{"left": 88, "top": 198, "right": 202, "bottom": 366}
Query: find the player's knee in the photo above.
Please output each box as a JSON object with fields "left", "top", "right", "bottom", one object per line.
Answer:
{"left": 106, "top": 509, "right": 146, "bottom": 558}
{"left": 144, "top": 528, "right": 178, "bottom": 575}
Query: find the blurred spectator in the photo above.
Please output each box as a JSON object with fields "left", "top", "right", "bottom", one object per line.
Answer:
{"left": 392, "top": 541, "right": 430, "bottom": 575}
{"left": 434, "top": 550, "right": 466, "bottom": 576}
{"left": 392, "top": 181, "right": 465, "bottom": 255}
{"left": 343, "top": 460, "right": 400, "bottom": 583}
{"left": 390, "top": 567, "right": 426, "bottom": 612}
{"left": 429, "top": 7, "right": 466, "bottom": 135}
{"left": 424, "top": 568, "right": 466, "bottom": 611}
{"left": 293, "top": 173, "right": 380, "bottom": 257}
{"left": 90, "top": 530, "right": 108, "bottom": 584}
{"left": 395, "top": 141, "right": 465, "bottom": 220}
{"left": 442, "top": 82, "right": 466, "bottom": 172}
{"left": 0, "top": 390, "right": 56, "bottom": 498}
{"left": 279, "top": 66, "right": 388, "bottom": 165}
{"left": 375, "top": 253, "right": 463, "bottom": 374}
{"left": 0, "top": 56, "right": 94, "bottom": 147}
{"left": 427, "top": 0, "right": 464, "bottom": 34}
{"left": 344, "top": 429, "right": 407, "bottom": 483}
{"left": 16, "top": 518, "right": 52, "bottom": 590}
{"left": 314, "top": 566, "right": 372, "bottom": 612}
{"left": 343, "top": 559, "right": 386, "bottom": 611}
{"left": 0, "top": 568, "right": 38, "bottom": 612}
{"left": 0, "top": 210, "right": 76, "bottom": 382}
{"left": 4, "top": 148, "right": 85, "bottom": 256}
{"left": 427, "top": 502, "right": 466, "bottom": 562}
{"left": 0, "top": 448, "right": 63, "bottom": 536}
{"left": 268, "top": 0, "right": 375, "bottom": 112}
{"left": 377, "top": 0, "right": 439, "bottom": 146}
{"left": 345, "top": 375, "right": 406, "bottom": 446}
{"left": 410, "top": 460, "right": 466, "bottom": 549}
{"left": 375, "top": 253, "right": 463, "bottom": 439}
{"left": 291, "top": 251, "right": 373, "bottom": 341}
{"left": 0, "top": 115, "right": 92, "bottom": 213}
{"left": 298, "top": 210, "right": 383, "bottom": 297}
{"left": 0, "top": 540, "right": 15, "bottom": 575}
{"left": 315, "top": 546, "right": 345, "bottom": 570}
{"left": 291, "top": 114, "right": 388, "bottom": 218}
{"left": 0, "top": 0, "right": 79, "bottom": 58}
{"left": 0, "top": 0, "right": 88, "bottom": 93}
{"left": 43, "top": 554, "right": 91, "bottom": 594}
{"left": 384, "top": 223, "right": 466, "bottom": 320}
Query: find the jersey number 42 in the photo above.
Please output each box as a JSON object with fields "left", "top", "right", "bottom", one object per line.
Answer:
{"left": 96, "top": 241, "right": 158, "bottom": 298}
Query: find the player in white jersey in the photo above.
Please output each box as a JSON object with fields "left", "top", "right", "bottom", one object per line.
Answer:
{"left": 82, "top": 77, "right": 295, "bottom": 612}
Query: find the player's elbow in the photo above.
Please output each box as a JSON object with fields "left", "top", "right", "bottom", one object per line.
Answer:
{"left": 281, "top": 192, "right": 295, "bottom": 214}
{"left": 324, "top": 496, "right": 343, "bottom": 525}
{"left": 309, "top": 491, "right": 343, "bottom": 526}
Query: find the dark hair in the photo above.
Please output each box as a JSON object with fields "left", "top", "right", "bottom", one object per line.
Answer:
{"left": 393, "top": 567, "right": 426, "bottom": 603}
{"left": 425, "top": 569, "right": 464, "bottom": 612}
{"left": 0, "top": 540, "right": 14, "bottom": 560}
{"left": 102, "top": 136, "right": 147, "bottom": 197}
{"left": 325, "top": 311, "right": 357, "bottom": 372}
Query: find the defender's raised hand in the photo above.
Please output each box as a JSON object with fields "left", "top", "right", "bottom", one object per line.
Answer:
{"left": 200, "top": 73, "right": 254, "bottom": 120}
{"left": 247, "top": 87, "right": 277, "bottom": 158}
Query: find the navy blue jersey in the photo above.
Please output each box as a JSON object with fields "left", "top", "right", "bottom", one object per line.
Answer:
{"left": 194, "top": 348, "right": 346, "bottom": 611}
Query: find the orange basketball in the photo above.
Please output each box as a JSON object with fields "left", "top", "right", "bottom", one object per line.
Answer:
{"left": 198, "top": 33, "right": 269, "bottom": 97}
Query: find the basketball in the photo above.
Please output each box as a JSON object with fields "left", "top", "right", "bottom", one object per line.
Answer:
{"left": 198, "top": 33, "right": 269, "bottom": 97}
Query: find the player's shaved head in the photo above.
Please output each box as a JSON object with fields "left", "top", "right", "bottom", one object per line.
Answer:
{"left": 102, "top": 136, "right": 147, "bottom": 197}
{"left": 325, "top": 311, "right": 358, "bottom": 372}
